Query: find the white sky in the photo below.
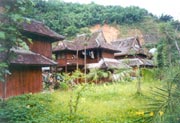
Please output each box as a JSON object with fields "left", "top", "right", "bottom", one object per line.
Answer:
{"left": 63, "top": 0, "right": 180, "bottom": 21}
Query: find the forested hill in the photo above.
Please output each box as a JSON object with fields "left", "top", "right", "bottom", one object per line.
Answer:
{"left": 29, "top": 0, "right": 180, "bottom": 45}
{"left": 29, "top": 1, "right": 149, "bottom": 36}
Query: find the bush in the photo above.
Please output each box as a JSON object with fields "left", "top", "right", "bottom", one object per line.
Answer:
{"left": 135, "top": 66, "right": 180, "bottom": 123}
{"left": 60, "top": 82, "right": 69, "bottom": 90}
{"left": 141, "top": 68, "right": 156, "bottom": 82}
{"left": 0, "top": 93, "right": 53, "bottom": 122}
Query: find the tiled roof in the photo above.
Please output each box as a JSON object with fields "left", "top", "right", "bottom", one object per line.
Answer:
{"left": 21, "top": 19, "right": 65, "bottom": 41}
{"left": 53, "top": 41, "right": 77, "bottom": 52}
{"left": 0, "top": 48, "right": 57, "bottom": 66}
{"left": 118, "top": 58, "right": 154, "bottom": 67}
{"left": 112, "top": 37, "right": 152, "bottom": 57}
{"left": 53, "top": 30, "right": 120, "bottom": 52}
{"left": 87, "top": 58, "right": 130, "bottom": 69}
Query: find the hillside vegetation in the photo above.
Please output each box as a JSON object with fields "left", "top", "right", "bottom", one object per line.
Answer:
{"left": 29, "top": 0, "right": 152, "bottom": 39}
{"left": 1, "top": 1, "right": 180, "bottom": 123}
{"left": 27, "top": 0, "right": 180, "bottom": 66}
{"left": 28, "top": 1, "right": 180, "bottom": 46}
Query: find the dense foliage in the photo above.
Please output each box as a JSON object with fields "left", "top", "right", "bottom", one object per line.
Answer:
{"left": 0, "top": 94, "right": 54, "bottom": 122}
{"left": 29, "top": 0, "right": 149, "bottom": 38}
{"left": 0, "top": 0, "right": 33, "bottom": 81}
{"left": 157, "top": 22, "right": 180, "bottom": 67}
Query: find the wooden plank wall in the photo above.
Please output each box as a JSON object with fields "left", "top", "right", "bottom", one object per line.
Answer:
{"left": 0, "top": 66, "right": 42, "bottom": 99}
{"left": 86, "top": 58, "right": 98, "bottom": 64}
{"left": 28, "top": 40, "right": 52, "bottom": 59}
{"left": 102, "top": 51, "right": 114, "bottom": 58}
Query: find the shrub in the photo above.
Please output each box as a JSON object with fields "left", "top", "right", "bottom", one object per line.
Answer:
{"left": 141, "top": 68, "right": 156, "bottom": 82}
{"left": 135, "top": 65, "right": 180, "bottom": 123}
{"left": 0, "top": 93, "right": 53, "bottom": 122}
{"left": 60, "top": 82, "right": 69, "bottom": 90}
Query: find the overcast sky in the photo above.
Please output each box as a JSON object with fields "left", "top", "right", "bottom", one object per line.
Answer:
{"left": 63, "top": 0, "right": 180, "bottom": 21}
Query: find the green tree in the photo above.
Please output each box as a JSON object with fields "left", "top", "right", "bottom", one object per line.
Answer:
{"left": 157, "top": 22, "right": 180, "bottom": 67}
{"left": 0, "top": 0, "right": 34, "bottom": 81}
{"left": 159, "top": 14, "right": 173, "bottom": 22}
{"left": 61, "top": 70, "right": 87, "bottom": 118}
{"left": 157, "top": 39, "right": 165, "bottom": 67}
{"left": 30, "top": 0, "right": 149, "bottom": 38}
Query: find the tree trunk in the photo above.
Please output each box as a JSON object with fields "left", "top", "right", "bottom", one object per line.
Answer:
{"left": 175, "top": 41, "right": 180, "bottom": 56}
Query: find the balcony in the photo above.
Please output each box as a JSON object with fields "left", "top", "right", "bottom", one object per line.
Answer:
{"left": 56, "top": 58, "right": 84, "bottom": 66}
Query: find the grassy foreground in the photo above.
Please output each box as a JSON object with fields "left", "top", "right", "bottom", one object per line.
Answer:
{"left": 0, "top": 80, "right": 162, "bottom": 123}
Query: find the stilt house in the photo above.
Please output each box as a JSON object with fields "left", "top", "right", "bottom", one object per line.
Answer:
{"left": 112, "top": 37, "right": 154, "bottom": 68}
{"left": 53, "top": 30, "right": 120, "bottom": 72}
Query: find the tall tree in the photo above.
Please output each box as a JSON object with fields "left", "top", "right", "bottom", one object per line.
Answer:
{"left": 157, "top": 22, "right": 180, "bottom": 67}
{"left": 0, "top": 0, "right": 34, "bottom": 81}
{"left": 30, "top": 0, "right": 149, "bottom": 38}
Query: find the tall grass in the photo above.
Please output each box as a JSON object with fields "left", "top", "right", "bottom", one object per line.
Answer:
{"left": 48, "top": 81, "right": 161, "bottom": 122}
{"left": 0, "top": 80, "right": 162, "bottom": 122}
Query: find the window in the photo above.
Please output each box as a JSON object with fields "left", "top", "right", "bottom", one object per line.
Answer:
{"left": 57, "top": 53, "right": 65, "bottom": 59}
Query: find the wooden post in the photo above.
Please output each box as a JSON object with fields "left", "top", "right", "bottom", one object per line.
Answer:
{"left": 76, "top": 49, "right": 79, "bottom": 70}
{"left": 97, "top": 49, "right": 100, "bottom": 61}
{"left": 84, "top": 45, "right": 87, "bottom": 83}
{"left": 76, "top": 49, "right": 79, "bottom": 83}
{"left": 65, "top": 65, "right": 67, "bottom": 73}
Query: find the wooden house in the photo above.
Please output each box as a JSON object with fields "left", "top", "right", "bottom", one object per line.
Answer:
{"left": 53, "top": 40, "right": 80, "bottom": 72}
{"left": 112, "top": 37, "right": 154, "bottom": 68}
{"left": 0, "top": 20, "right": 64, "bottom": 99}
{"left": 53, "top": 30, "right": 120, "bottom": 72}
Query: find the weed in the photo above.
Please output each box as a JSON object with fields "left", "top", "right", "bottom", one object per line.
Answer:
{"left": 0, "top": 80, "right": 162, "bottom": 122}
